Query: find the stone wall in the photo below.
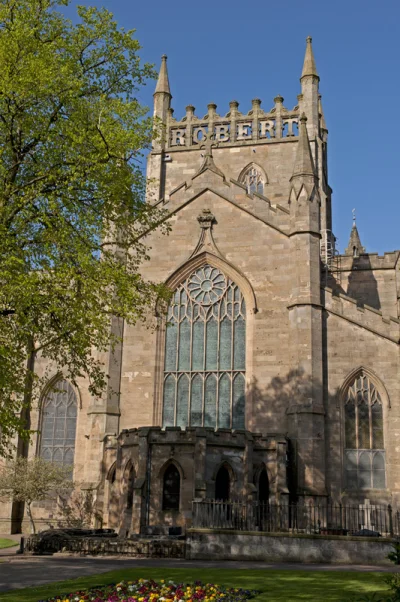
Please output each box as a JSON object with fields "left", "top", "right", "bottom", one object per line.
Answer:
{"left": 187, "top": 529, "right": 393, "bottom": 565}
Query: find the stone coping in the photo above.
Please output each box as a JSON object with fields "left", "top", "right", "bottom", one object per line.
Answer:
{"left": 187, "top": 528, "right": 390, "bottom": 543}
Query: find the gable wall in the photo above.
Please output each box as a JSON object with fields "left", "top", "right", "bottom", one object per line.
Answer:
{"left": 119, "top": 190, "right": 293, "bottom": 436}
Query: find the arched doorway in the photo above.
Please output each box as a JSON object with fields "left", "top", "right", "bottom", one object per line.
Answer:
{"left": 215, "top": 465, "right": 230, "bottom": 501}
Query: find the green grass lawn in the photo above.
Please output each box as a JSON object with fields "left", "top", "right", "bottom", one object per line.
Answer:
{"left": 0, "top": 538, "right": 18, "bottom": 549}
{"left": 0, "top": 567, "right": 392, "bottom": 602}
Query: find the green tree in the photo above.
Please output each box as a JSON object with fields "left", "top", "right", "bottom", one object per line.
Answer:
{"left": 0, "top": 0, "right": 169, "bottom": 455}
{"left": 0, "top": 457, "right": 72, "bottom": 533}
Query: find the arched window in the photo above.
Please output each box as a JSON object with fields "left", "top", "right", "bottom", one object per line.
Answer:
{"left": 344, "top": 372, "right": 385, "bottom": 490}
{"left": 39, "top": 379, "right": 77, "bottom": 465}
{"left": 239, "top": 165, "right": 265, "bottom": 195}
{"left": 162, "top": 464, "right": 180, "bottom": 511}
{"left": 163, "top": 265, "right": 246, "bottom": 429}
{"left": 215, "top": 465, "right": 230, "bottom": 501}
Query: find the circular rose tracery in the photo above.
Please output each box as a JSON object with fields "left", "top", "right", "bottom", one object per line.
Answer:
{"left": 187, "top": 265, "right": 226, "bottom": 305}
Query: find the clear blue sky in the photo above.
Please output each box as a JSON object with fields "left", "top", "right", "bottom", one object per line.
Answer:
{"left": 65, "top": 0, "right": 400, "bottom": 255}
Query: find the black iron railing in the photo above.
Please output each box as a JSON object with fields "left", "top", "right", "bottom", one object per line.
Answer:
{"left": 192, "top": 500, "right": 400, "bottom": 537}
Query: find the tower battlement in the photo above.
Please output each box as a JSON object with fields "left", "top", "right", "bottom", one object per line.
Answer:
{"left": 165, "top": 97, "right": 301, "bottom": 150}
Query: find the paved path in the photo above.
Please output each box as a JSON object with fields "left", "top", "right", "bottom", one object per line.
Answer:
{"left": 0, "top": 556, "right": 399, "bottom": 593}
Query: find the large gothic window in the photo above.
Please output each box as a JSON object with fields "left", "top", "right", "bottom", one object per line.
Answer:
{"left": 344, "top": 372, "right": 385, "bottom": 490}
{"left": 39, "top": 379, "right": 77, "bottom": 465}
{"left": 239, "top": 165, "right": 264, "bottom": 195}
{"left": 163, "top": 265, "right": 246, "bottom": 429}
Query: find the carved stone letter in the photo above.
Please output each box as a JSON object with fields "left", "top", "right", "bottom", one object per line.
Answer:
{"left": 170, "top": 129, "right": 186, "bottom": 146}
{"left": 260, "top": 120, "right": 275, "bottom": 139}
{"left": 215, "top": 124, "right": 230, "bottom": 142}
{"left": 237, "top": 122, "right": 252, "bottom": 140}
{"left": 192, "top": 127, "right": 208, "bottom": 145}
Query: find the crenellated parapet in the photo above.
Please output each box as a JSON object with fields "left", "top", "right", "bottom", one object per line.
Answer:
{"left": 165, "top": 97, "right": 300, "bottom": 150}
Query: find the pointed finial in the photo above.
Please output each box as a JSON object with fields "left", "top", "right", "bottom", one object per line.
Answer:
{"left": 154, "top": 54, "right": 171, "bottom": 96}
{"left": 318, "top": 94, "right": 328, "bottom": 131}
{"left": 291, "top": 113, "right": 315, "bottom": 179}
{"left": 345, "top": 213, "right": 365, "bottom": 256}
{"left": 301, "top": 36, "right": 319, "bottom": 79}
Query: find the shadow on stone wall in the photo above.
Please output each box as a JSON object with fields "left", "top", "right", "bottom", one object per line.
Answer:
{"left": 346, "top": 255, "right": 381, "bottom": 310}
{"left": 248, "top": 368, "right": 341, "bottom": 502}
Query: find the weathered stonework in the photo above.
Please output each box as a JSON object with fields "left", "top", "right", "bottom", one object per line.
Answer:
{"left": 2, "top": 38, "right": 400, "bottom": 537}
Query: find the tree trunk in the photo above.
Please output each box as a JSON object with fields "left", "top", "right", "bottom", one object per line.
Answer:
{"left": 12, "top": 338, "right": 36, "bottom": 534}
{"left": 26, "top": 502, "right": 36, "bottom": 534}
{"left": 17, "top": 337, "right": 36, "bottom": 458}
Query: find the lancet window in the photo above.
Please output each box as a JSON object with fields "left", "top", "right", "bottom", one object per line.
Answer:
{"left": 39, "top": 379, "right": 77, "bottom": 465}
{"left": 240, "top": 166, "right": 264, "bottom": 195}
{"left": 162, "top": 265, "right": 246, "bottom": 430}
{"left": 162, "top": 464, "right": 180, "bottom": 511}
{"left": 344, "top": 372, "right": 385, "bottom": 490}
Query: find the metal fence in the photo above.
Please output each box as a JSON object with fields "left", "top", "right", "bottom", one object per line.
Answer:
{"left": 192, "top": 500, "right": 400, "bottom": 537}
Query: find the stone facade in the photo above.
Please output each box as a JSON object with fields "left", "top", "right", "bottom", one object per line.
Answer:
{"left": 3, "top": 38, "right": 400, "bottom": 536}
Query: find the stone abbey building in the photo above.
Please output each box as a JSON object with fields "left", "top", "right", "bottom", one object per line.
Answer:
{"left": 4, "top": 38, "right": 400, "bottom": 534}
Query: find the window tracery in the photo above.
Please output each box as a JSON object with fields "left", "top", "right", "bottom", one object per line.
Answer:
{"left": 162, "top": 264, "right": 246, "bottom": 430}
{"left": 39, "top": 379, "right": 77, "bottom": 465}
{"left": 240, "top": 166, "right": 264, "bottom": 195}
{"left": 344, "top": 372, "right": 385, "bottom": 490}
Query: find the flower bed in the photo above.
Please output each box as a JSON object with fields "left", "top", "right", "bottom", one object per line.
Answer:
{"left": 38, "top": 578, "right": 259, "bottom": 602}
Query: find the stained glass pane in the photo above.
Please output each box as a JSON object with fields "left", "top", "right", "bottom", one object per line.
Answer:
{"left": 40, "top": 380, "right": 77, "bottom": 466}
{"left": 345, "top": 450, "right": 357, "bottom": 489}
{"left": 219, "top": 317, "right": 232, "bottom": 370}
{"left": 177, "top": 375, "right": 189, "bottom": 427}
{"left": 218, "top": 374, "right": 231, "bottom": 428}
{"left": 345, "top": 402, "right": 356, "bottom": 448}
{"left": 358, "top": 402, "right": 370, "bottom": 449}
{"left": 233, "top": 317, "right": 246, "bottom": 370}
{"left": 372, "top": 403, "right": 384, "bottom": 449}
{"left": 191, "top": 375, "right": 203, "bottom": 426}
{"left": 165, "top": 320, "right": 178, "bottom": 372}
{"left": 205, "top": 375, "right": 217, "bottom": 428}
{"left": 178, "top": 318, "right": 190, "bottom": 371}
{"left": 192, "top": 320, "right": 204, "bottom": 371}
{"left": 162, "top": 265, "right": 246, "bottom": 429}
{"left": 358, "top": 451, "right": 372, "bottom": 488}
{"left": 372, "top": 452, "right": 386, "bottom": 489}
{"left": 233, "top": 373, "right": 246, "bottom": 429}
{"left": 163, "top": 375, "right": 175, "bottom": 426}
{"left": 206, "top": 318, "right": 218, "bottom": 370}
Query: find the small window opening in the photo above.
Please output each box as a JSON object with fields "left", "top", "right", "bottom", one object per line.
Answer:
{"left": 258, "top": 469, "right": 269, "bottom": 503}
{"left": 162, "top": 464, "right": 180, "bottom": 511}
{"left": 215, "top": 465, "right": 230, "bottom": 501}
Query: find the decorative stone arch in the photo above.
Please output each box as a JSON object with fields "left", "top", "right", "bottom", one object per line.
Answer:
{"left": 158, "top": 458, "right": 185, "bottom": 481}
{"left": 153, "top": 252, "right": 257, "bottom": 428}
{"left": 338, "top": 366, "right": 390, "bottom": 409}
{"left": 39, "top": 371, "right": 82, "bottom": 410}
{"left": 212, "top": 460, "right": 236, "bottom": 483}
{"left": 106, "top": 461, "right": 117, "bottom": 483}
{"left": 156, "top": 251, "right": 257, "bottom": 316}
{"left": 159, "top": 459, "right": 183, "bottom": 511}
{"left": 238, "top": 162, "right": 268, "bottom": 194}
